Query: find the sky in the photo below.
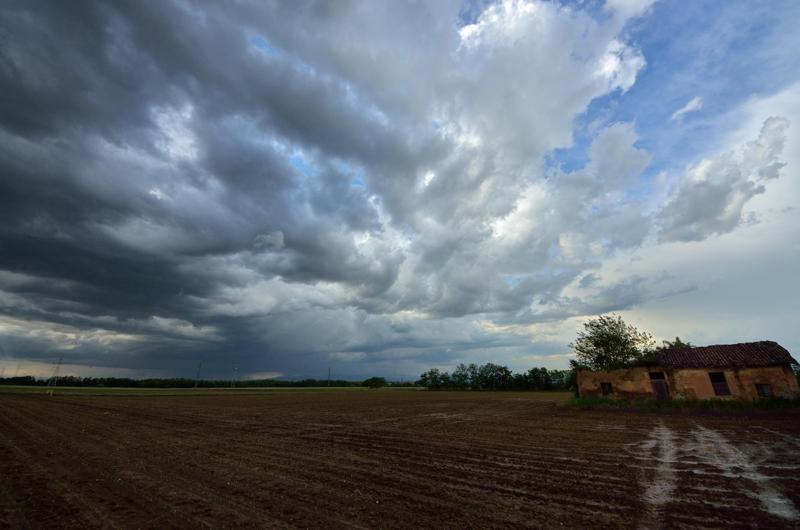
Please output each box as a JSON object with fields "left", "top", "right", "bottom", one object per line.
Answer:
{"left": 1, "top": 0, "right": 799, "bottom": 381}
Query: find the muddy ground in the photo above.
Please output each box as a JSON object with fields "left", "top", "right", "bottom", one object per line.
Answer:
{"left": 0, "top": 390, "right": 798, "bottom": 529}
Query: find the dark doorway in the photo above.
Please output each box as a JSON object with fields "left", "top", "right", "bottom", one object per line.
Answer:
{"left": 600, "top": 382, "right": 612, "bottom": 396}
{"left": 649, "top": 372, "right": 669, "bottom": 400}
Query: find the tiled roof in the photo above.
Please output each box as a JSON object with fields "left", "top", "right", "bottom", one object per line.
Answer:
{"left": 656, "top": 341, "right": 798, "bottom": 368}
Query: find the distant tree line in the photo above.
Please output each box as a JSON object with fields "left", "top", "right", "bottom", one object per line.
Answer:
{"left": 416, "top": 363, "right": 570, "bottom": 391}
{"left": 0, "top": 376, "right": 413, "bottom": 388}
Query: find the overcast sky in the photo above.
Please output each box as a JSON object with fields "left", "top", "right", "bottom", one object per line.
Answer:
{"left": 1, "top": 0, "right": 799, "bottom": 381}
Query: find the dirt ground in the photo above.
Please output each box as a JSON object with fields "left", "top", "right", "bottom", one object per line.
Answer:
{"left": 0, "top": 390, "right": 798, "bottom": 529}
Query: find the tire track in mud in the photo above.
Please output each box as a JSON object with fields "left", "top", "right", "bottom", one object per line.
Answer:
{"left": 627, "top": 420, "right": 800, "bottom": 529}
{"left": 691, "top": 425, "right": 798, "bottom": 521}
{"left": 637, "top": 422, "right": 677, "bottom": 529}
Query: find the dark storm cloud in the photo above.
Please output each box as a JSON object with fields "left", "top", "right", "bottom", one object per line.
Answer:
{"left": 2, "top": 4, "right": 385, "bottom": 248}
{"left": 0, "top": 0, "right": 448, "bottom": 376}
{"left": 1, "top": 1, "right": 791, "bottom": 378}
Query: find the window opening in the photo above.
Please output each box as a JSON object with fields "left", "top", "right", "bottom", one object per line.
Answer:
{"left": 708, "top": 372, "right": 731, "bottom": 396}
{"left": 755, "top": 383, "right": 773, "bottom": 397}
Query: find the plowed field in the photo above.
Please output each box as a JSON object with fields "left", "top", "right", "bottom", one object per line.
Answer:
{"left": 1, "top": 391, "right": 798, "bottom": 529}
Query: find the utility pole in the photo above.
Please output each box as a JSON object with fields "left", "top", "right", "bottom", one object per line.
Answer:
{"left": 194, "top": 361, "right": 203, "bottom": 389}
{"left": 231, "top": 365, "right": 238, "bottom": 388}
{"left": 47, "top": 356, "right": 63, "bottom": 395}
{"left": 327, "top": 367, "right": 331, "bottom": 387}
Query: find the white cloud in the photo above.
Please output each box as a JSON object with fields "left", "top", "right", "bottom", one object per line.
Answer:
{"left": 604, "top": 0, "right": 658, "bottom": 21}
{"left": 589, "top": 122, "right": 652, "bottom": 191}
{"left": 489, "top": 183, "right": 547, "bottom": 242}
{"left": 207, "top": 277, "right": 349, "bottom": 317}
{"left": 148, "top": 187, "right": 168, "bottom": 201}
{"left": 420, "top": 170, "right": 435, "bottom": 189}
{"left": 559, "top": 84, "right": 800, "bottom": 351}
{"left": 449, "top": 0, "right": 647, "bottom": 173}
{"left": 152, "top": 103, "right": 198, "bottom": 161}
{"left": 144, "top": 316, "right": 221, "bottom": 341}
{"left": 658, "top": 116, "right": 789, "bottom": 242}
{"left": 596, "top": 40, "right": 647, "bottom": 94}
{"left": 671, "top": 96, "right": 703, "bottom": 120}
{"left": 0, "top": 315, "right": 143, "bottom": 352}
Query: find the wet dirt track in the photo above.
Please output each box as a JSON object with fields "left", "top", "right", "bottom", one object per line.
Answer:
{"left": 0, "top": 391, "right": 798, "bottom": 529}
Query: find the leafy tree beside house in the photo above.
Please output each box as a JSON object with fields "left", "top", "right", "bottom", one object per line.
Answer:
{"left": 656, "top": 336, "right": 692, "bottom": 350}
{"left": 569, "top": 314, "right": 656, "bottom": 371}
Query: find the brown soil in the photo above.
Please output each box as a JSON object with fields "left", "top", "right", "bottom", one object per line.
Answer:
{"left": 0, "top": 391, "right": 798, "bottom": 529}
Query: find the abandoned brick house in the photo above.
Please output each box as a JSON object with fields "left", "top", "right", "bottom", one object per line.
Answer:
{"left": 577, "top": 341, "right": 800, "bottom": 400}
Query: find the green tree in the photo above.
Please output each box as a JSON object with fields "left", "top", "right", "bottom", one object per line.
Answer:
{"left": 451, "top": 363, "right": 470, "bottom": 389}
{"left": 512, "top": 372, "right": 528, "bottom": 390}
{"left": 526, "top": 367, "right": 553, "bottom": 390}
{"left": 363, "top": 377, "right": 387, "bottom": 389}
{"left": 656, "top": 336, "right": 692, "bottom": 350}
{"left": 467, "top": 363, "right": 480, "bottom": 390}
{"left": 477, "top": 363, "right": 513, "bottom": 390}
{"left": 417, "top": 368, "right": 450, "bottom": 390}
{"left": 548, "top": 369, "right": 570, "bottom": 390}
{"left": 569, "top": 314, "right": 655, "bottom": 371}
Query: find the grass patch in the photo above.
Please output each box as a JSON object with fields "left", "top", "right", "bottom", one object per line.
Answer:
{"left": 568, "top": 396, "right": 800, "bottom": 411}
